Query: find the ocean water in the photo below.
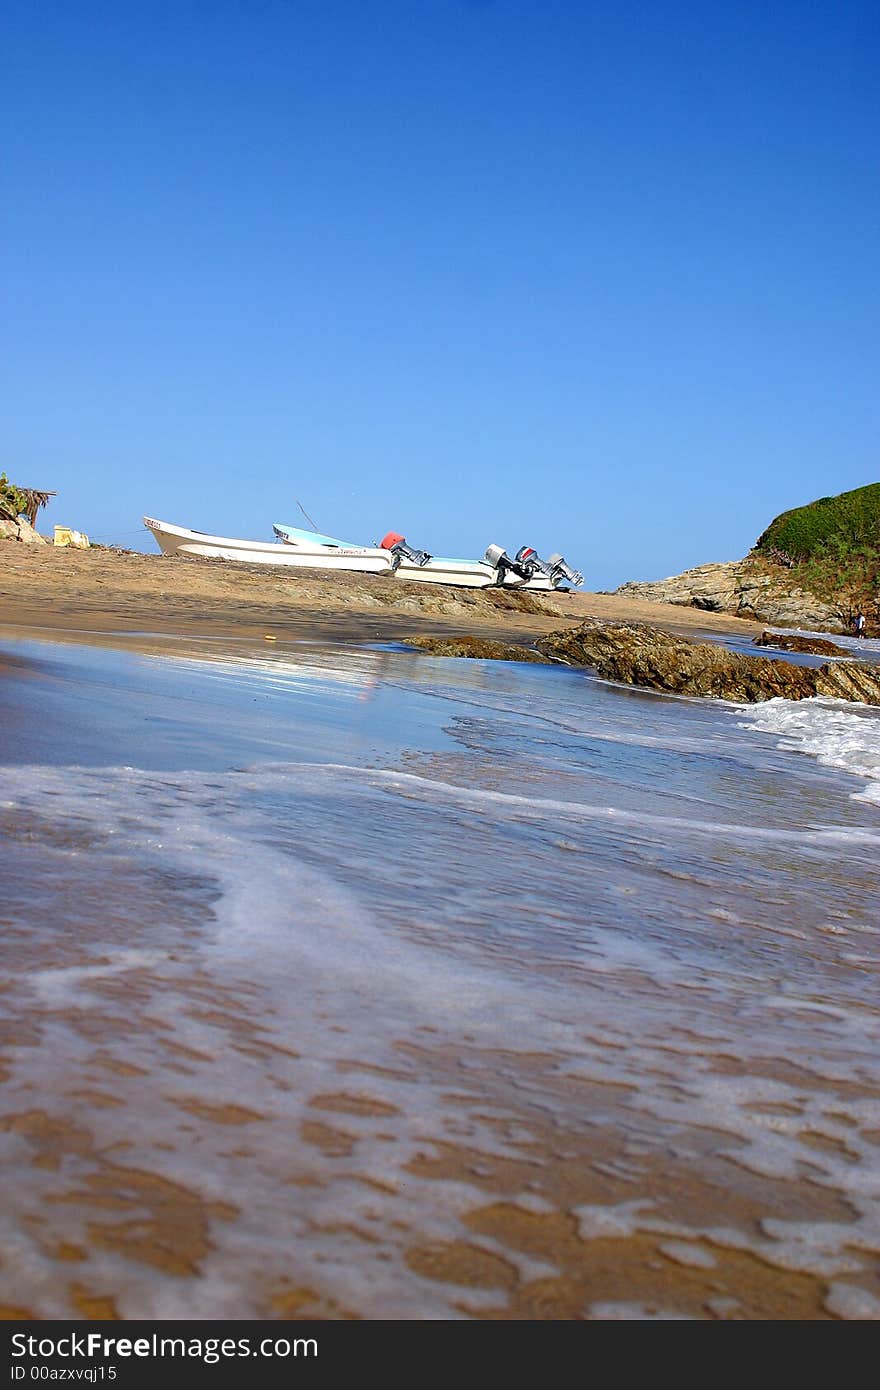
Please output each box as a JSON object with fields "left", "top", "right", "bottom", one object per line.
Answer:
{"left": 0, "top": 631, "right": 878, "bottom": 1320}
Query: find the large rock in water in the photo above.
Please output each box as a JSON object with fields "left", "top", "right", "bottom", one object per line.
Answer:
{"left": 754, "top": 630, "right": 847, "bottom": 656}
{"left": 536, "top": 621, "right": 880, "bottom": 704}
{"left": 405, "top": 635, "right": 548, "bottom": 662}
{"left": 614, "top": 559, "right": 843, "bottom": 632}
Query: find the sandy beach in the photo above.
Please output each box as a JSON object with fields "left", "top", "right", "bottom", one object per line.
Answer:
{"left": 0, "top": 542, "right": 762, "bottom": 646}
{"left": 2, "top": 542, "right": 876, "bottom": 1322}
{"left": 5, "top": 0, "right": 878, "bottom": 1337}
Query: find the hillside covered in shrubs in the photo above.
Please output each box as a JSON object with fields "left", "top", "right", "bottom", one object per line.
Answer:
{"left": 617, "top": 483, "right": 880, "bottom": 634}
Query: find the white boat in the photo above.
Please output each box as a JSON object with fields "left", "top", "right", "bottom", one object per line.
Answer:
{"left": 144, "top": 517, "right": 583, "bottom": 591}
{"left": 143, "top": 517, "right": 392, "bottom": 572}
{"left": 273, "top": 524, "right": 583, "bottom": 591}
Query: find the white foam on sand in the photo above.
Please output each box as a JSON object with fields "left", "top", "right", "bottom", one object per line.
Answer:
{"left": 2, "top": 626, "right": 879, "bottom": 1322}
{"left": 250, "top": 759, "right": 880, "bottom": 849}
{"left": 586, "top": 1301, "right": 695, "bottom": 1320}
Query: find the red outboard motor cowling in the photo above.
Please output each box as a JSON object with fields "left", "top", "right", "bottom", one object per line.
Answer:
{"left": 379, "top": 532, "right": 432, "bottom": 569}
{"left": 380, "top": 531, "right": 406, "bottom": 551}
{"left": 514, "top": 545, "right": 550, "bottom": 578}
{"left": 513, "top": 545, "right": 552, "bottom": 580}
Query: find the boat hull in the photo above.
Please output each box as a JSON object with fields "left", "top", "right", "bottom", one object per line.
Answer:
{"left": 394, "top": 556, "right": 553, "bottom": 590}
{"left": 271, "top": 523, "right": 556, "bottom": 590}
{"left": 143, "top": 519, "right": 393, "bottom": 573}
{"left": 145, "top": 518, "right": 561, "bottom": 590}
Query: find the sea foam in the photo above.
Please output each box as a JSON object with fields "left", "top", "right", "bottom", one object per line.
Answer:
{"left": 739, "top": 697, "right": 880, "bottom": 805}
{"left": 1, "top": 636, "right": 879, "bottom": 1318}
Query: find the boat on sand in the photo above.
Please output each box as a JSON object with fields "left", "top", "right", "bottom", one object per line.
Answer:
{"left": 144, "top": 517, "right": 582, "bottom": 591}
{"left": 144, "top": 517, "right": 391, "bottom": 573}
{"left": 274, "top": 523, "right": 583, "bottom": 591}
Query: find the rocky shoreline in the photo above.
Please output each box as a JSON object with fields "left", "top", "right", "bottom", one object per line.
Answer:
{"left": 537, "top": 621, "right": 880, "bottom": 704}
{"left": 613, "top": 558, "right": 846, "bottom": 632}
{"left": 754, "top": 630, "right": 848, "bottom": 656}
{"left": 408, "top": 621, "right": 880, "bottom": 705}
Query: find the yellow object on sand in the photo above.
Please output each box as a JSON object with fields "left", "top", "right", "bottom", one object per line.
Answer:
{"left": 54, "top": 526, "right": 90, "bottom": 549}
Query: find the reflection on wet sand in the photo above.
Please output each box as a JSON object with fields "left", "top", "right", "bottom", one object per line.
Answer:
{"left": 1, "top": 637, "right": 879, "bottom": 1319}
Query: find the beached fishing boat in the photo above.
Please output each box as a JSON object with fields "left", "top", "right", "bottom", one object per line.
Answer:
{"left": 143, "top": 517, "right": 582, "bottom": 590}
{"left": 273, "top": 523, "right": 584, "bottom": 591}
{"left": 143, "top": 517, "right": 393, "bottom": 572}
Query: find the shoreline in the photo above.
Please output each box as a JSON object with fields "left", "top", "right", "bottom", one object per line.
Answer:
{"left": 0, "top": 543, "right": 763, "bottom": 650}
{"left": 1, "top": 546, "right": 875, "bottom": 1320}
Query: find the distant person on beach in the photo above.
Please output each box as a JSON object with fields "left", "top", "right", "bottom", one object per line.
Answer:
{"left": 854, "top": 612, "right": 866, "bottom": 639}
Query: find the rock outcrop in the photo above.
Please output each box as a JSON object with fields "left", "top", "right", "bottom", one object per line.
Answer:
{"left": 536, "top": 620, "right": 880, "bottom": 705}
{"left": 405, "top": 635, "right": 548, "bottom": 662}
{"left": 614, "top": 559, "right": 843, "bottom": 632}
{"left": 0, "top": 518, "right": 46, "bottom": 544}
{"left": 754, "top": 631, "right": 848, "bottom": 657}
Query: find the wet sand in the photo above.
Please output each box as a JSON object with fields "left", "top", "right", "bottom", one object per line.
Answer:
{"left": 4, "top": 544, "right": 854, "bottom": 1322}
{"left": 0, "top": 1035, "right": 842, "bottom": 1322}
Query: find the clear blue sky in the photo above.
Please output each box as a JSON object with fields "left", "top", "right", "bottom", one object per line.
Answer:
{"left": 3, "top": 0, "right": 878, "bottom": 588}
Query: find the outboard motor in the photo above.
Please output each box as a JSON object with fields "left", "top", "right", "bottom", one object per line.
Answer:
{"left": 379, "top": 531, "right": 432, "bottom": 570}
{"left": 548, "top": 553, "right": 584, "bottom": 587}
{"left": 483, "top": 543, "right": 508, "bottom": 571}
{"left": 483, "top": 543, "right": 517, "bottom": 582}
{"left": 485, "top": 542, "right": 583, "bottom": 587}
{"left": 483, "top": 543, "right": 543, "bottom": 583}
{"left": 514, "top": 545, "right": 553, "bottom": 580}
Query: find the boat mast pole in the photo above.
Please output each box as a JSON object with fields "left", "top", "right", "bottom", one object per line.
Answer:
{"left": 294, "top": 497, "right": 321, "bottom": 532}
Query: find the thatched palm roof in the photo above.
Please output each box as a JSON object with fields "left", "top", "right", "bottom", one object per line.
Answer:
{"left": 0, "top": 487, "right": 56, "bottom": 525}
{"left": 19, "top": 489, "right": 56, "bottom": 526}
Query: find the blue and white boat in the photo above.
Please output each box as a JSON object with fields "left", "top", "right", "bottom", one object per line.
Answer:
{"left": 143, "top": 517, "right": 582, "bottom": 590}
{"left": 273, "top": 522, "right": 583, "bottom": 591}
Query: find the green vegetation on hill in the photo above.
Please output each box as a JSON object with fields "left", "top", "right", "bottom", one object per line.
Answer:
{"left": 753, "top": 483, "right": 880, "bottom": 631}
{"left": 755, "top": 482, "right": 880, "bottom": 563}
